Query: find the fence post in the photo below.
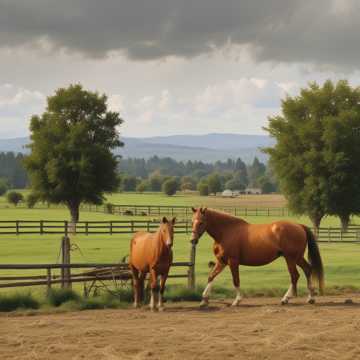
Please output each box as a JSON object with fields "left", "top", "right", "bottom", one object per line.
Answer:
{"left": 46, "top": 267, "right": 52, "bottom": 296}
{"left": 188, "top": 242, "right": 197, "bottom": 290}
{"left": 16, "top": 220, "right": 19, "bottom": 236}
{"left": 61, "top": 236, "right": 71, "bottom": 289}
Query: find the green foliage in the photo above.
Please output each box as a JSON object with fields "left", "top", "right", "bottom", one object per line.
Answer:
{"left": 207, "top": 173, "right": 222, "bottom": 194}
{"left": 225, "top": 178, "right": 245, "bottom": 191}
{"left": 23, "top": 84, "right": 123, "bottom": 223}
{"left": 149, "top": 173, "right": 163, "bottom": 191}
{"left": 47, "top": 288, "right": 80, "bottom": 307}
{"left": 0, "top": 153, "right": 28, "bottom": 188}
{"left": 0, "top": 178, "right": 9, "bottom": 196}
{"left": 197, "top": 182, "right": 209, "bottom": 196}
{"left": 136, "top": 179, "right": 149, "bottom": 193}
{"left": 105, "top": 202, "right": 114, "bottom": 214}
{"left": 121, "top": 175, "right": 138, "bottom": 191}
{"left": 162, "top": 178, "right": 178, "bottom": 196}
{"left": 0, "top": 292, "right": 39, "bottom": 312}
{"left": 264, "top": 79, "right": 360, "bottom": 230}
{"left": 26, "top": 193, "right": 39, "bottom": 208}
{"left": 6, "top": 191, "right": 24, "bottom": 206}
{"left": 248, "top": 157, "right": 266, "bottom": 187}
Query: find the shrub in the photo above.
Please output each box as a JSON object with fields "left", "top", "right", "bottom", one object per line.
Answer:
{"left": 105, "top": 202, "right": 114, "bottom": 214}
{"left": 0, "top": 179, "right": 8, "bottom": 196}
{"left": 6, "top": 191, "right": 24, "bottom": 207}
{"left": 26, "top": 193, "right": 39, "bottom": 208}
{"left": 197, "top": 182, "right": 209, "bottom": 196}
{"left": 162, "top": 178, "right": 178, "bottom": 196}
{"left": 47, "top": 288, "right": 80, "bottom": 307}
{"left": 0, "top": 293, "right": 39, "bottom": 312}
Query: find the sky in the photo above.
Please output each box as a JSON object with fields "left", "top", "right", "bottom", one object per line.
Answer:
{"left": 1, "top": 0, "right": 360, "bottom": 138}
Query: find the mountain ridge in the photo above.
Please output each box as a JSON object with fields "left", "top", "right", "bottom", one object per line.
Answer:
{"left": 0, "top": 134, "right": 274, "bottom": 163}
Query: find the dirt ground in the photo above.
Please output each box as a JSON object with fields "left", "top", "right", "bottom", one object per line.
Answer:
{"left": 1, "top": 294, "right": 360, "bottom": 360}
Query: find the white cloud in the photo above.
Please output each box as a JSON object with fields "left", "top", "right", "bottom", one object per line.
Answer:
{"left": 0, "top": 84, "right": 45, "bottom": 137}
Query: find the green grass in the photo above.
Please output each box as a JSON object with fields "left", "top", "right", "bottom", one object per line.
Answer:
{"left": 0, "top": 192, "right": 360, "bottom": 298}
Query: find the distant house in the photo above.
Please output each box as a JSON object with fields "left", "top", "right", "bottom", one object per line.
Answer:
{"left": 222, "top": 189, "right": 234, "bottom": 197}
{"left": 245, "top": 188, "right": 262, "bottom": 194}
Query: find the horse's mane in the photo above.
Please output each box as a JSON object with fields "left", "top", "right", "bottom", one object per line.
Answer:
{"left": 206, "top": 208, "right": 248, "bottom": 225}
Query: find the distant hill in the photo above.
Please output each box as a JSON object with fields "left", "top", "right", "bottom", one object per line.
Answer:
{"left": 0, "top": 134, "right": 274, "bottom": 163}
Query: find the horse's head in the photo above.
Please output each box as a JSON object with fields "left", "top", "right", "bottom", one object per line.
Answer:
{"left": 191, "top": 207, "right": 207, "bottom": 245}
{"left": 160, "top": 216, "right": 176, "bottom": 248}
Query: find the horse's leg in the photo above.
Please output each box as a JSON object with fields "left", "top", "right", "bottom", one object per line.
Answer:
{"left": 158, "top": 273, "right": 168, "bottom": 311}
{"left": 297, "top": 257, "right": 316, "bottom": 304}
{"left": 229, "top": 258, "right": 242, "bottom": 306}
{"left": 281, "top": 257, "right": 300, "bottom": 305}
{"left": 130, "top": 265, "right": 140, "bottom": 308}
{"left": 200, "top": 260, "right": 226, "bottom": 307}
{"left": 138, "top": 272, "right": 146, "bottom": 304}
{"left": 149, "top": 269, "right": 159, "bottom": 311}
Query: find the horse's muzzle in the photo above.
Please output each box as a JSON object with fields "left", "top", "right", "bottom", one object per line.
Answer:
{"left": 190, "top": 238, "right": 198, "bottom": 245}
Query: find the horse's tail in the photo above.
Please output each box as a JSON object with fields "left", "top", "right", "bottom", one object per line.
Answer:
{"left": 302, "top": 225, "right": 325, "bottom": 295}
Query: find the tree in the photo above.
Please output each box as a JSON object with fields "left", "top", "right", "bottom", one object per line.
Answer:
{"left": 0, "top": 178, "right": 9, "bottom": 196}
{"left": 162, "top": 178, "right": 178, "bottom": 196}
{"left": 149, "top": 173, "right": 163, "bottom": 191}
{"left": 121, "top": 175, "right": 138, "bottom": 192}
{"left": 225, "top": 178, "right": 245, "bottom": 191}
{"left": 258, "top": 176, "right": 276, "bottom": 194}
{"left": 26, "top": 193, "right": 39, "bottom": 208}
{"left": 23, "top": 84, "right": 123, "bottom": 224}
{"left": 7, "top": 191, "right": 23, "bottom": 207}
{"left": 264, "top": 80, "right": 360, "bottom": 232}
{"left": 207, "top": 173, "right": 222, "bottom": 194}
{"left": 136, "top": 180, "right": 149, "bottom": 193}
{"left": 248, "top": 157, "right": 266, "bottom": 187}
{"left": 197, "top": 182, "right": 209, "bottom": 196}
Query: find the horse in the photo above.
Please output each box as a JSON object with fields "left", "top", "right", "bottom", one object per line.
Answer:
{"left": 129, "top": 216, "right": 176, "bottom": 311}
{"left": 191, "top": 207, "right": 324, "bottom": 307}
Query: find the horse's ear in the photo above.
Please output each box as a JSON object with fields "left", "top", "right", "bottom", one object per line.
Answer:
{"left": 162, "top": 217, "right": 168, "bottom": 223}
{"left": 171, "top": 217, "right": 176, "bottom": 224}
{"left": 200, "top": 207, "right": 207, "bottom": 214}
{"left": 191, "top": 207, "right": 197, "bottom": 213}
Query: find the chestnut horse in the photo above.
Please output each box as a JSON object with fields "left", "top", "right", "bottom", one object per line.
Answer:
{"left": 191, "top": 208, "right": 324, "bottom": 306}
{"left": 129, "top": 217, "right": 176, "bottom": 311}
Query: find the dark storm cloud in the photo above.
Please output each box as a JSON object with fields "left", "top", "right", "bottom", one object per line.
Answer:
{"left": 0, "top": 0, "right": 359, "bottom": 67}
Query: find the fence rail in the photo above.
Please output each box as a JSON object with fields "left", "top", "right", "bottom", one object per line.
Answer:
{"left": 0, "top": 202, "right": 292, "bottom": 217}
{"left": 0, "top": 220, "right": 360, "bottom": 242}
{"left": 0, "top": 261, "right": 193, "bottom": 291}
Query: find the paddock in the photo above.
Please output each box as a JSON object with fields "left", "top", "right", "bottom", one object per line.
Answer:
{"left": 1, "top": 294, "right": 359, "bottom": 360}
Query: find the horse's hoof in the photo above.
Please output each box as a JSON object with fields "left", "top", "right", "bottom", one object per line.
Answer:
{"left": 158, "top": 306, "right": 165, "bottom": 312}
{"left": 231, "top": 301, "right": 240, "bottom": 307}
{"left": 133, "top": 303, "right": 140, "bottom": 309}
{"left": 281, "top": 298, "right": 289, "bottom": 305}
{"left": 199, "top": 300, "right": 209, "bottom": 308}
{"left": 307, "top": 298, "right": 315, "bottom": 305}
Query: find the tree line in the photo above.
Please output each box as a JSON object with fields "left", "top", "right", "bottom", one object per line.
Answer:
{"left": 118, "top": 156, "right": 278, "bottom": 195}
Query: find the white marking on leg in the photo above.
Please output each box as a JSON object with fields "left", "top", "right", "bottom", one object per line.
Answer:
{"left": 200, "top": 281, "right": 212, "bottom": 307}
{"left": 158, "top": 292, "right": 164, "bottom": 311}
{"left": 150, "top": 291, "right": 155, "bottom": 310}
{"left": 281, "top": 284, "right": 294, "bottom": 304}
{"left": 202, "top": 281, "right": 213, "bottom": 298}
{"left": 231, "top": 287, "right": 242, "bottom": 306}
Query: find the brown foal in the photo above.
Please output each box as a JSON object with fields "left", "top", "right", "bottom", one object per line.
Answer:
{"left": 129, "top": 217, "right": 176, "bottom": 311}
{"left": 191, "top": 207, "right": 324, "bottom": 306}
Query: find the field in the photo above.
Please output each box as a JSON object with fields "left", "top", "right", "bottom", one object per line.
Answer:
{"left": 0, "top": 192, "right": 360, "bottom": 296}
{"left": 1, "top": 295, "right": 360, "bottom": 360}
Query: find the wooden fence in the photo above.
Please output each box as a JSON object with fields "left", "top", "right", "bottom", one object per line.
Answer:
{"left": 0, "top": 202, "right": 292, "bottom": 217}
{"left": 0, "top": 261, "right": 194, "bottom": 293}
{"left": 0, "top": 220, "right": 360, "bottom": 242}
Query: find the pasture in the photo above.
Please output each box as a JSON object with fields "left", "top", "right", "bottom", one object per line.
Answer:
{"left": 0, "top": 193, "right": 360, "bottom": 296}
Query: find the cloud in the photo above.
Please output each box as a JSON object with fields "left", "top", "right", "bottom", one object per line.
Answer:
{"left": 0, "top": 84, "right": 45, "bottom": 137}
{"left": 1, "top": 0, "right": 360, "bottom": 69}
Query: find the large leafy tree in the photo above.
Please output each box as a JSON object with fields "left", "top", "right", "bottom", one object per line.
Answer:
{"left": 264, "top": 80, "right": 360, "bottom": 232}
{"left": 24, "top": 84, "right": 123, "bottom": 223}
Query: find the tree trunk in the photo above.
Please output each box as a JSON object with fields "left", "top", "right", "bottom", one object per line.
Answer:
{"left": 68, "top": 201, "right": 80, "bottom": 234}
{"left": 310, "top": 214, "right": 323, "bottom": 237}
{"left": 340, "top": 214, "right": 350, "bottom": 233}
